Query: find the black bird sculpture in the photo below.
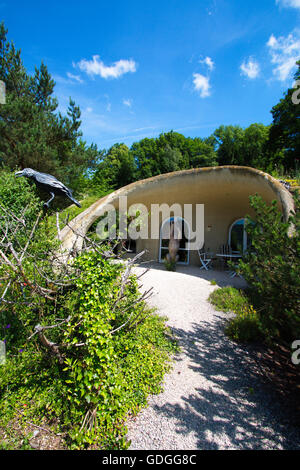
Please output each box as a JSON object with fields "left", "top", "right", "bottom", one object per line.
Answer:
{"left": 15, "top": 168, "right": 81, "bottom": 208}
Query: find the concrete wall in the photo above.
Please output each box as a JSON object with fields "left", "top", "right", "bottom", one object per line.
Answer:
{"left": 60, "top": 166, "right": 294, "bottom": 265}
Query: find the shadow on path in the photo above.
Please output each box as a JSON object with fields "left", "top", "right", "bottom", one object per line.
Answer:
{"left": 152, "top": 316, "right": 300, "bottom": 450}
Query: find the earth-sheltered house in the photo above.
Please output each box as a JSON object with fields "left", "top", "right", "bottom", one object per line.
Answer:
{"left": 60, "top": 166, "right": 294, "bottom": 266}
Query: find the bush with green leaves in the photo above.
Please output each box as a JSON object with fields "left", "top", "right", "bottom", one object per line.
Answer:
{"left": 0, "top": 167, "right": 42, "bottom": 250}
{"left": 237, "top": 193, "right": 300, "bottom": 341}
{"left": 61, "top": 251, "right": 177, "bottom": 448}
{"left": 163, "top": 257, "right": 177, "bottom": 271}
{"left": 209, "top": 286, "right": 263, "bottom": 343}
{"left": 208, "top": 286, "right": 249, "bottom": 313}
{"left": 224, "top": 304, "right": 263, "bottom": 343}
{"left": 0, "top": 196, "right": 177, "bottom": 449}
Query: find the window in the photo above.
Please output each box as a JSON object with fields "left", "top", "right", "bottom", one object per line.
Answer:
{"left": 228, "top": 218, "right": 251, "bottom": 253}
{"left": 159, "top": 216, "right": 190, "bottom": 265}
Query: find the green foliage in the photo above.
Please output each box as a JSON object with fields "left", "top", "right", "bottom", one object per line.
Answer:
{"left": 0, "top": 197, "right": 177, "bottom": 450}
{"left": 0, "top": 170, "right": 61, "bottom": 355}
{"left": 91, "top": 144, "right": 136, "bottom": 194}
{"left": 0, "top": 351, "right": 68, "bottom": 449}
{"left": 268, "top": 60, "right": 300, "bottom": 172}
{"left": 208, "top": 286, "right": 249, "bottom": 313}
{"left": 237, "top": 193, "right": 300, "bottom": 341}
{"left": 214, "top": 125, "right": 245, "bottom": 166}
{"left": 0, "top": 167, "right": 40, "bottom": 219}
{"left": 224, "top": 305, "right": 263, "bottom": 343}
{"left": 48, "top": 194, "right": 104, "bottom": 235}
{"left": 61, "top": 252, "right": 177, "bottom": 448}
{"left": 163, "top": 257, "right": 177, "bottom": 271}
{"left": 213, "top": 124, "right": 270, "bottom": 168}
{"left": 209, "top": 287, "right": 262, "bottom": 343}
{"left": 130, "top": 131, "right": 217, "bottom": 181}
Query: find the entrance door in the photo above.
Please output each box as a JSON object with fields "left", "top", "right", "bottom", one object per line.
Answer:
{"left": 159, "top": 216, "right": 190, "bottom": 264}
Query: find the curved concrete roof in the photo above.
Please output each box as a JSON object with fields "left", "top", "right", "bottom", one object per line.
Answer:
{"left": 60, "top": 166, "right": 294, "bottom": 251}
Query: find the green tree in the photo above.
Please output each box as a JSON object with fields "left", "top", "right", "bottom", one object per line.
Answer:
{"left": 241, "top": 123, "right": 270, "bottom": 169}
{"left": 92, "top": 143, "right": 136, "bottom": 193}
{"left": 131, "top": 131, "right": 217, "bottom": 180}
{"left": 0, "top": 21, "right": 99, "bottom": 201}
{"left": 213, "top": 124, "right": 270, "bottom": 169}
{"left": 131, "top": 137, "right": 158, "bottom": 179}
{"left": 214, "top": 125, "right": 245, "bottom": 166}
{"left": 238, "top": 193, "right": 300, "bottom": 341}
{"left": 268, "top": 60, "right": 300, "bottom": 172}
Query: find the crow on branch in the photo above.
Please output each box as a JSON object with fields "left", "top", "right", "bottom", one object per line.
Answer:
{"left": 15, "top": 168, "right": 81, "bottom": 208}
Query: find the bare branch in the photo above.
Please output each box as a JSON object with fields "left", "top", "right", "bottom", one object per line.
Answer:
{"left": 20, "top": 211, "right": 43, "bottom": 262}
{"left": 56, "top": 212, "right": 61, "bottom": 241}
{"left": 110, "top": 287, "right": 153, "bottom": 335}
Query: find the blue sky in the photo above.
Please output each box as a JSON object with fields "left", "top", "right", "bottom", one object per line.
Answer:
{"left": 1, "top": 0, "right": 300, "bottom": 149}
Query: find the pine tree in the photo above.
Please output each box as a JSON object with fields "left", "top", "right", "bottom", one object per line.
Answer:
{"left": 0, "top": 21, "right": 99, "bottom": 200}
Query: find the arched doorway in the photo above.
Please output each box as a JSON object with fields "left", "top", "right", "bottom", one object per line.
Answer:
{"left": 159, "top": 216, "right": 190, "bottom": 264}
{"left": 228, "top": 218, "right": 250, "bottom": 253}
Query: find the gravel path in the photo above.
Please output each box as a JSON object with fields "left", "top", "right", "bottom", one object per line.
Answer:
{"left": 126, "top": 263, "right": 300, "bottom": 450}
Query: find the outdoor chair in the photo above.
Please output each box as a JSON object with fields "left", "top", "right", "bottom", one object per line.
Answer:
{"left": 198, "top": 246, "right": 213, "bottom": 270}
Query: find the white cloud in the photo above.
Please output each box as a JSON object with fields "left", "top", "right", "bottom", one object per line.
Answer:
{"left": 199, "top": 56, "right": 215, "bottom": 71}
{"left": 66, "top": 72, "right": 83, "bottom": 83}
{"left": 267, "top": 34, "right": 277, "bottom": 48}
{"left": 276, "top": 0, "right": 300, "bottom": 9}
{"left": 240, "top": 57, "right": 260, "bottom": 79}
{"left": 123, "top": 98, "right": 132, "bottom": 107}
{"left": 193, "top": 73, "right": 211, "bottom": 97}
{"left": 267, "top": 31, "right": 300, "bottom": 81}
{"left": 75, "top": 55, "right": 137, "bottom": 79}
{"left": 54, "top": 73, "right": 84, "bottom": 85}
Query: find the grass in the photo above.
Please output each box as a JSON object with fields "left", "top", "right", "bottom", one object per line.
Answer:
{"left": 208, "top": 286, "right": 249, "bottom": 313}
{"left": 209, "top": 286, "right": 263, "bottom": 343}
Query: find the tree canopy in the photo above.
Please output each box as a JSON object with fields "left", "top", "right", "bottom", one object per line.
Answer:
{"left": 268, "top": 60, "right": 300, "bottom": 173}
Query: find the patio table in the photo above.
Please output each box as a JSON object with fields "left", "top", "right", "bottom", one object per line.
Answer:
{"left": 215, "top": 253, "right": 242, "bottom": 277}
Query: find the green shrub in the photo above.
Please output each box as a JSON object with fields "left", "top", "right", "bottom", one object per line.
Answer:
{"left": 208, "top": 286, "right": 249, "bottom": 313}
{"left": 0, "top": 168, "right": 40, "bottom": 216}
{"left": 0, "top": 177, "right": 178, "bottom": 449}
{"left": 51, "top": 194, "right": 102, "bottom": 230}
{"left": 225, "top": 305, "right": 263, "bottom": 343}
{"left": 237, "top": 193, "right": 300, "bottom": 341}
{"left": 0, "top": 249, "right": 177, "bottom": 449}
{"left": 209, "top": 286, "right": 262, "bottom": 343}
{"left": 61, "top": 251, "right": 178, "bottom": 448}
{"left": 163, "top": 258, "right": 177, "bottom": 271}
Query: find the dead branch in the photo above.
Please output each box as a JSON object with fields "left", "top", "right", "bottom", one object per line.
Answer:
{"left": 110, "top": 287, "right": 153, "bottom": 335}
{"left": 56, "top": 212, "right": 61, "bottom": 241}
{"left": 0, "top": 205, "right": 153, "bottom": 366}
